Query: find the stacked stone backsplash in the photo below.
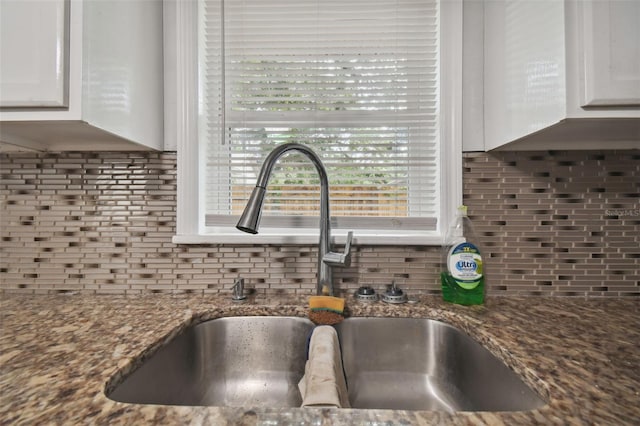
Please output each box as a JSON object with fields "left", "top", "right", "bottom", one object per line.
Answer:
{"left": 1, "top": 150, "right": 638, "bottom": 297}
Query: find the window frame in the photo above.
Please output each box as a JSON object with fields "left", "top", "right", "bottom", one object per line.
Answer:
{"left": 167, "top": 0, "right": 462, "bottom": 246}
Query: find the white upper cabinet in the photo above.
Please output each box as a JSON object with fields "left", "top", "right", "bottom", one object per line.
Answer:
{"left": 580, "top": 0, "right": 640, "bottom": 107}
{"left": 0, "top": 0, "right": 163, "bottom": 152}
{"left": 0, "top": 0, "right": 68, "bottom": 108}
{"left": 475, "top": 0, "right": 640, "bottom": 151}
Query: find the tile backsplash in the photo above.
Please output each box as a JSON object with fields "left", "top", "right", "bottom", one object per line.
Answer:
{"left": 1, "top": 150, "right": 638, "bottom": 297}
{"left": 464, "top": 151, "right": 638, "bottom": 297}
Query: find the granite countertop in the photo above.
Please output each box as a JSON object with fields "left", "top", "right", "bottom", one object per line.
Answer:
{"left": 0, "top": 293, "right": 638, "bottom": 425}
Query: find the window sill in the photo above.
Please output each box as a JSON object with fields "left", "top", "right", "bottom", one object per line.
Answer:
{"left": 172, "top": 229, "right": 444, "bottom": 246}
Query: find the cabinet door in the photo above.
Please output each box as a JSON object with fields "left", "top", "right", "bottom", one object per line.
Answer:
{"left": 581, "top": 0, "right": 640, "bottom": 107}
{"left": 0, "top": 0, "right": 69, "bottom": 108}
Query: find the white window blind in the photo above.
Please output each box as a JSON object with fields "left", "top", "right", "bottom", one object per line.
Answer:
{"left": 199, "top": 0, "right": 440, "bottom": 231}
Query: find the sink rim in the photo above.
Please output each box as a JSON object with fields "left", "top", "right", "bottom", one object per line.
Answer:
{"left": 104, "top": 314, "right": 549, "bottom": 411}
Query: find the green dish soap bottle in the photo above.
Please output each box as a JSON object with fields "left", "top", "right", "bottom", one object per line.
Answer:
{"left": 441, "top": 205, "right": 484, "bottom": 305}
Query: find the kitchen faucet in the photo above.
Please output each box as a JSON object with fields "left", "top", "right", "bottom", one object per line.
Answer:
{"left": 236, "top": 142, "right": 353, "bottom": 296}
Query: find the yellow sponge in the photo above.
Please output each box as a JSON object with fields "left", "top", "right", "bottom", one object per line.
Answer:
{"left": 308, "top": 296, "right": 345, "bottom": 325}
{"left": 309, "top": 296, "right": 345, "bottom": 314}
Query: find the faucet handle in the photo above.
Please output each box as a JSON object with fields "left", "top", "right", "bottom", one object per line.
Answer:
{"left": 344, "top": 230, "right": 353, "bottom": 261}
{"left": 323, "top": 231, "right": 353, "bottom": 268}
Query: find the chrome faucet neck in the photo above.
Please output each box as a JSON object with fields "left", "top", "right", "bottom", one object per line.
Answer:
{"left": 236, "top": 143, "right": 352, "bottom": 296}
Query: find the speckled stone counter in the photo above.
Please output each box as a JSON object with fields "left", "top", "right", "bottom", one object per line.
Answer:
{"left": 1, "top": 294, "right": 638, "bottom": 425}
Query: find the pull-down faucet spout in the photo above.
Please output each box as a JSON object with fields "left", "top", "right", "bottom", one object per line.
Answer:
{"left": 236, "top": 142, "right": 353, "bottom": 296}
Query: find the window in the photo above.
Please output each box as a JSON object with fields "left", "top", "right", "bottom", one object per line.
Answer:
{"left": 169, "top": 0, "right": 462, "bottom": 245}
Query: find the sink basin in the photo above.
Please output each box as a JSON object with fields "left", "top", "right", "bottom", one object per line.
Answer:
{"left": 107, "top": 315, "right": 544, "bottom": 412}
{"left": 106, "top": 316, "right": 314, "bottom": 407}
{"left": 335, "top": 317, "right": 546, "bottom": 411}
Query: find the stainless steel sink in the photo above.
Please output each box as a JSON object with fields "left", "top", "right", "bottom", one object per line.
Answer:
{"left": 107, "top": 316, "right": 545, "bottom": 412}
{"left": 106, "top": 316, "right": 314, "bottom": 407}
{"left": 335, "top": 317, "right": 546, "bottom": 412}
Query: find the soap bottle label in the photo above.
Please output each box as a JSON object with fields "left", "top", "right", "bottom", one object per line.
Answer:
{"left": 447, "top": 242, "right": 483, "bottom": 290}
